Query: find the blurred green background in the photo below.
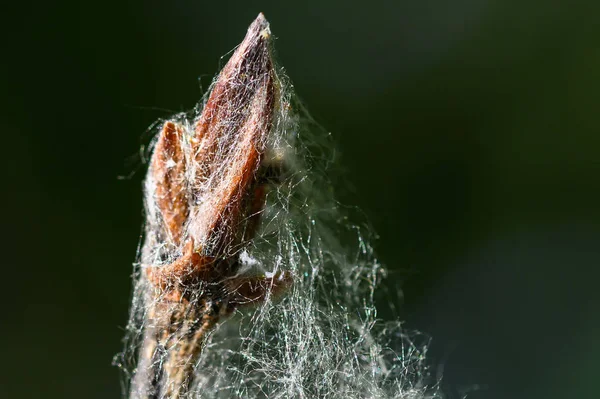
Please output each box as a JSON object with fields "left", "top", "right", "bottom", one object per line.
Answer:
{"left": 3, "top": 1, "right": 599, "bottom": 398}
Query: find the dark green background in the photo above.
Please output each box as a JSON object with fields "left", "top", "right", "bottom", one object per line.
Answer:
{"left": 3, "top": 1, "right": 599, "bottom": 398}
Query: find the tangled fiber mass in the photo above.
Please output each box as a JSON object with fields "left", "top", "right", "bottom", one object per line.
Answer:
{"left": 116, "top": 13, "right": 439, "bottom": 399}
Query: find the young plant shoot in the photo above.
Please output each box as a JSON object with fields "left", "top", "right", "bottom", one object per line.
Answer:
{"left": 118, "top": 13, "right": 437, "bottom": 399}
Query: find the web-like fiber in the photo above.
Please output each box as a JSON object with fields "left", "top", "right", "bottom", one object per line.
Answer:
{"left": 116, "top": 14, "right": 439, "bottom": 399}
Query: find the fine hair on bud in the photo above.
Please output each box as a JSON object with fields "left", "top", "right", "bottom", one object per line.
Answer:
{"left": 116, "top": 13, "right": 440, "bottom": 399}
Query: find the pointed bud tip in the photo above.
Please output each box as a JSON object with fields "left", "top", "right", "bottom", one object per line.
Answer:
{"left": 256, "top": 12, "right": 268, "bottom": 25}
{"left": 251, "top": 12, "right": 271, "bottom": 39}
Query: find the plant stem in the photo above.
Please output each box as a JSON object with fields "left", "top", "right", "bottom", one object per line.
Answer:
{"left": 130, "top": 299, "right": 219, "bottom": 398}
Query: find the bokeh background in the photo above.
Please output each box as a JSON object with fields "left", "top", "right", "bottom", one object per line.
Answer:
{"left": 3, "top": 1, "right": 599, "bottom": 398}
